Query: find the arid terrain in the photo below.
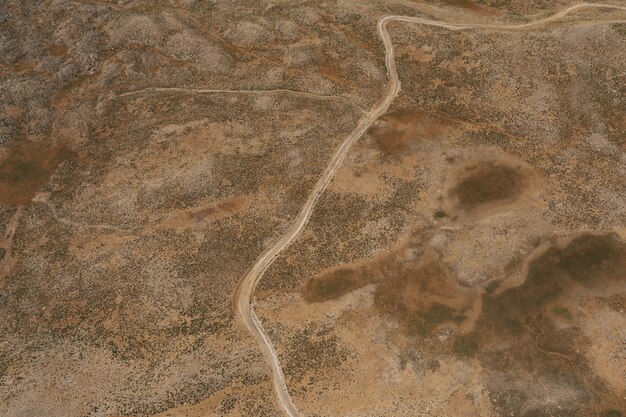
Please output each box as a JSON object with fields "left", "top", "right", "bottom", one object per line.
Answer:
{"left": 1, "top": 1, "right": 625, "bottom": 417}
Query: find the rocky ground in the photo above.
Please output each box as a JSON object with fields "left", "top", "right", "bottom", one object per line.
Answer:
{"left": 1, "top": 1, "right": 625, "bottom": 417}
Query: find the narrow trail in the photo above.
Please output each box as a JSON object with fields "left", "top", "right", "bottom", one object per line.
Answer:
{"left": 232, "top": 3, "right": 626, "bottom": 416}
{"left": 0, "top": 208, "right": 24, "bottom": 281}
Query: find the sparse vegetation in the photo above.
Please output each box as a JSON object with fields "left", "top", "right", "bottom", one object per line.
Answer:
{"left": 3, "top": 1, "right": 626, "bottom": 416}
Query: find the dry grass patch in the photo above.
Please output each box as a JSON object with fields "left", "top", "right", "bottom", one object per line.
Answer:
{"left": 303, "top": 267, "right": 370, "bottom": 302}
{"left": 368, "top": 109, "right": 447, "bottom": 158}
{"left": 0, "top": 141, "right": 74, "bottom": 206}
{"left": 374, "top": 254, "right": 474, "bottom": 335}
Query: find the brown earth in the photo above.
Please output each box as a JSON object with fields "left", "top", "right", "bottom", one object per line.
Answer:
{"left": 1, "top": 1, "right": 625, "bottom": 417}
{"left": 0, "top": 141, "right": 74, "bottom": 206}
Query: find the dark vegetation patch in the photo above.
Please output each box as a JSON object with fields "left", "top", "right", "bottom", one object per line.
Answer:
{"left": 450, "top": 161, "right": 523, "bottom": 210}
{"left": 374, "top": 256, "right": 474, "bottom": 336}
{"left": 304, "top": 233, "right": 626, "bottom": 413}
{"left": 303, "top": 249, "right": 475, "bottom": 335}
{"left": 303, "top": 267, "right": 368, "bottom": 302}
{"left": 551, "top": 305, "right": 572, "bottom": 319}
{"left": 485, "top": 280, "right": 499, "bottom": 294}
{"left": 481, "top": 233, "right": 626, "bottom": 336}
{"left": 474, "top": 233, "right": 626, "bottom": 415}
{"left": 559, "top": 233, "right": 625, "bottom": 283}
{"left": 0, "top": 141, "right": 74, "bottom": 206}
{"left": 368, "top": 109, "right": 446, "bottom": 158}
{"left": 452, "top": 332, "right": 479, "bottom": 357}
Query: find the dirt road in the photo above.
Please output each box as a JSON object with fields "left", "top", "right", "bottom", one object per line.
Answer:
{"left": 233, "top": 3, "right": 626, "bottom": 416}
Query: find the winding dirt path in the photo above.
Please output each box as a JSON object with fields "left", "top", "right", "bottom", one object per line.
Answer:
{"left": 233, "top": 3, "right": 626, "bottom": 416}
